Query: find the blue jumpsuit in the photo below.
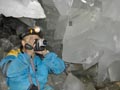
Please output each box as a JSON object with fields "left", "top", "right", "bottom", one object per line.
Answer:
{"left": 0, "top": 50, "right": 65, "bottom": 90}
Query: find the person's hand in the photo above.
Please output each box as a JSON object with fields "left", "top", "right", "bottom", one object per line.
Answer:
{"left": 35, "top": 49, "right": 49, "bottom": 56}
{"left": 25, "top": 49, "right": 35, "bottom": 57}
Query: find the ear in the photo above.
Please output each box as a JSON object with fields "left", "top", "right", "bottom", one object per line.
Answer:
{"left": 21, "top": 40, "right": 26, "bottom": 46}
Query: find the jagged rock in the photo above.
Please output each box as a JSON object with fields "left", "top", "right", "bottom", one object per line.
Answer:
{"left": 8, "top": 35, "right": 21, "bottom": 48}
{"left": 0, "top": 38, "right": 14, "bottom": 52}
{"left": 0, "top": 69, "right": 8, "bottom": 90}
{"left": 47, "top": 73, "right": 66, "bottom": 90}
{"left": 62, "top": 73, "right": 85, "bottom": 90}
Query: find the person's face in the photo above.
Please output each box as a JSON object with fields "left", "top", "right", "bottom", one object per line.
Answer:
{"left": 22, "top": 34, "right": 40, "bottom": 48}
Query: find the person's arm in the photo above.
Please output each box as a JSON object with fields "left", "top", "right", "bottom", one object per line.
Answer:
{"left": 0, "top": 52, "right": 31, "bottom": 77}
{"left": 42, "top": 52, "right": 65, "bottom": 74}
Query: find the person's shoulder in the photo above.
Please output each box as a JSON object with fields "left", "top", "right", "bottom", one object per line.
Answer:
{"left": 7, "top": 49, "right": 21, "bottom": 57}
{"left": 1, "top": 49, "right": 21, "bottom": 61}
{"left": 0, "top": 49, "right": 20, "bottom": 67}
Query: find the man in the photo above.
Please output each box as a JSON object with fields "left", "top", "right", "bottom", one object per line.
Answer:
{"left": 0, "top": 26, "right": 65, "bottom": 90}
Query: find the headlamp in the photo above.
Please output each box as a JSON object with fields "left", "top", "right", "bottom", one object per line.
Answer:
{"left": 20, "top": 27, "right": 42, "bottom": 39}
{"left": 34, "top": 26, "right": 41, "bottom": 33}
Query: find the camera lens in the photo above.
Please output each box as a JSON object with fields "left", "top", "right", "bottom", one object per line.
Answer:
{"left": 43, "top": 40, "right": 47, "bottom": 46}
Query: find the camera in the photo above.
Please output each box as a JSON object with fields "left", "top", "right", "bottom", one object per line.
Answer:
{"left": 34, "top": 39, "right": 47, "bottom": 51}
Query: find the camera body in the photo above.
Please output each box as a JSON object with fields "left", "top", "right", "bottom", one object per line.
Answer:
{"left": 34, "top": 39, "right": 47, "bottom": 51}
{"left": 25, "top": 39, "right": 47, "bottom": 51}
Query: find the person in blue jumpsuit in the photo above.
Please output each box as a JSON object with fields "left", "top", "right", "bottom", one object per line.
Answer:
{"left": 0, "top": 26, "right": 65, "bottom": 90}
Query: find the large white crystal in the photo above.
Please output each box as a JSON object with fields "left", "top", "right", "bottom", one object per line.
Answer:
{"left": 0, "top": 0, "right": 46, "bottom": 18}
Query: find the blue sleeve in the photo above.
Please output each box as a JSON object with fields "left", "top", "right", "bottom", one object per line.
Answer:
{"left": 0, "top": 53, "right": 31, "bottom": 77}
{"left": 42, "top": 52, "right": 65, "bottom": 74}
{"left": 0, "top": 55, "right": 16, "bottom": 75}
